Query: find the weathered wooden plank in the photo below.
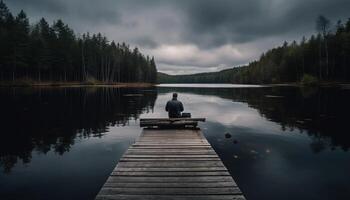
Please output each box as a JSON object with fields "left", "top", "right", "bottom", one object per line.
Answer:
{"left": 137, "top": 138, "right": 202, "bottom": 141}
{"left": 113, "top": 167, "right": 227, "bottom": 172}
{"left": 137, "top": 139, "right": 203, "bottom": 141}
{"left": 140, "top": 130, "right": 202, "bottom": 133}
{"left": 138, "top": 137, "right": 204, "bottom": 139}
{"left": 136, "top": 141, "right": 208, "bottom": 144}
{"left": 116, "top": 161, "right": 225, "bottom": 168}
{"left": 96, "top": 195, "right": 246, "bottom": 200}
{"left": 128, "top": 148, "right": 213, "bottom": 151}
{"left": 138, "top": 132, "right": 204, "bottom": 137}
{"left": 139, "top": 129, "right": 202, "bottom": 132}
{"left": 125, "top": 151, "right": 217, "bottom": 155}
{"left": 140, "top": 118, "right": 206, "bottom": 122}
{"left": 139, "top": 134, "right": 203, "bottom": 137}
{"left": 136, "top": 142, "right": 208, "bottom": 144}
{"left": 139, "top": 134, "right": 201, "bottom": 137}
{"left": 127, "top": 148, "right": 215, "bottom": 151}
{"left": 98, "top": 187, "right": 241, "bottom": 195}
{"left": 103, "top": 182, "right": 236, "bottom": 188}
{"left": 111, "top": 171, "right": 231, "bottom": 176}
{"left": 134, "top": 144, "right": 210, "bottom": 146}
{"left": 131, "top": 146, "right": 211, "bottom": 149}
{"left": 139, "top": 133, "right": 203, "bottom": 136}
{"left": 127, "top": 149, "right": 215, "bottom": 152}
{"left": 139, "top": 134, "right": 204, "bottom": 138}
{"left": 122, "top": 155, "right": 218, "bottom": 158}
{"left": 140, "top": 122, "right": 199, "bottom": 125}
{"left": 105, "top": 176, "right": 235, "bottom": 183}
{"left": 132, "top": 144, "right": 210, "bottom": 146}
{"left": 138, "top": 136, "right": 203, "bottom": 139}
{"left": 139, "top": 119, "right": 205, "bottom": 127}
{"left": 133, "top": 143, "right": 208, "bottom": 145}
{"left": 137, "top": 139, "right": 207, "bottom": 142}
{"left": 129, "top": 146, "right": 212, "bottom": 149}
{"left": 119, "top": 158, "right": 221, "bottom": 162}
{"left": 125, "top": 152, "right": 216, "bottom": 156}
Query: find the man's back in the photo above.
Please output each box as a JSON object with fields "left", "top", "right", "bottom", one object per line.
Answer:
{"left": 165, "top": 98, "right": 184, "bottom": 118}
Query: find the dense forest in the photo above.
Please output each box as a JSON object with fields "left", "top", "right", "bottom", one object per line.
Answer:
{"left": 0, "top": 1, "right": 157, "bottom": 84}
{"left": 158, "top": 16, "right": 350, "bottom": 84}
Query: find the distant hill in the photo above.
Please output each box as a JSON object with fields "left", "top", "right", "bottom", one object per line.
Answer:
{"left": 157, "top": 69, "right": 235, "bottom": 83}
{"left": 157, "top": 66, "right": 256, "bottom": 84}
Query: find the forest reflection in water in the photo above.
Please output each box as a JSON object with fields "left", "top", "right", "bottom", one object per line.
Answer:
{"left": 0, "top": 85, "right": 349, "bottom": 200}
{"left": 1, "top": 86, "right": 350, "bottom": 172}
{"left": 0, "top": 87, "right": 157, "bottom": 173}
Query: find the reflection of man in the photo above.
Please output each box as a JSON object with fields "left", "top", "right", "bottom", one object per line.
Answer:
{"left": 165, "top": 93, "right": 184, "bottom": 118}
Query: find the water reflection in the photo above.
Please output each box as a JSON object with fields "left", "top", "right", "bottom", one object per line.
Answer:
{"left": 157, "top": 86, "right": 350, "bottom": 152}
{"left": 0, "top": 87, "right": 157, "bottom": 173}
{"left": 1, "top": 86, "right": 349, "bottom": 173}
{"left": 1, "top": 85, "right": 350, "bottom": 200}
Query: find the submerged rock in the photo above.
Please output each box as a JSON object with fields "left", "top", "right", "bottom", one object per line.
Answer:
{"left": 225, "top": 132, "right": 232, "bottom": 138}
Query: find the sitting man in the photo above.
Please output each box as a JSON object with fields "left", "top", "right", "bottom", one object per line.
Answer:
{"left": 165, "top": 93, "right": 184, "bottom": 118}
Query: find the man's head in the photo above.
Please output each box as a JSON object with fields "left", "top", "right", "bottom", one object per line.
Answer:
{"left": 172, "top": 93, "right": 178, "bottom": 99}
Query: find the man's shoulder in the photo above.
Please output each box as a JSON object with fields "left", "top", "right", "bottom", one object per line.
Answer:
{"left": 175, "top": 100, "right": 183, "bottom": 104}
{"left": 167, "top": 99, "right": 182, "bottom": 104}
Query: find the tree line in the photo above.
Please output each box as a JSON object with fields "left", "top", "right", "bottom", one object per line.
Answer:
{"left": 0, "top": 1, "right": 157, "bottom": 83}
{"left": 158, "top": 15, "right": 350, "bottom": 84}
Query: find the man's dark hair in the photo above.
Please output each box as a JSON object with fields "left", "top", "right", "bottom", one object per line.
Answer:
{"left": 173, "top": 93, "right": 178, "bottom": 98}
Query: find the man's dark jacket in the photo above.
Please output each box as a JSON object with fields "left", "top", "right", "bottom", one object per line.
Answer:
{"left": 165, "top": 98, "right": 184, "bottom": 118}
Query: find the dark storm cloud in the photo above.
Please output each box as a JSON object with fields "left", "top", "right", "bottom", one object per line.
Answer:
{"left": 7, "top": 0, "right": 120, "bottom": 25}
{"left": 177, "top": 0, "right": 350, "bottom": 47}
{"left": 9, "top": 0, "right": 67, "bottom": 14}
{"left": 5, "top": 0, "right": 350, "bottom": 74}
{"left": 7, "top": 0, "right": 350, "bottom": 46}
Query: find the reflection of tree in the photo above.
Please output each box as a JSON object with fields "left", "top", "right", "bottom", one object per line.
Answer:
{"left": 0, "top": 87, "right": 157, "bottom": 173}
{"left": 310, "top": 139, "right": 326, "bottom": 154}
{"left": 158, "top": 87, "right": 350, "bottom": 152}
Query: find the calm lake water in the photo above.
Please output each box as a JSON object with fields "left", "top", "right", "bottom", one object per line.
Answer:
{"left": 0, "top": 84, "right": 350, "bottom": 200}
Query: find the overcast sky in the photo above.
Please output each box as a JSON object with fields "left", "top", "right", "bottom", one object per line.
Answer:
{"left": 6, "top": 0, "right": 350, "bottom": 74}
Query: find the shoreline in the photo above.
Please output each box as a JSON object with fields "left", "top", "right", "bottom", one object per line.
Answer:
{"left": 158, "top": 82, "right": 350, "bottom": 87}
{"left": 0, "top": 81, "right": 155, "bottom": 88}
{"left": 1, "top": 81, "right": 349, "bottom": 88}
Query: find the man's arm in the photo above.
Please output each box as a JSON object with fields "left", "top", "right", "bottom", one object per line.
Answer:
{"left": 180, "top": 102, "right": 184, "bottom": 112}
{"left": 165, "top": 101, "right": 169, "bottom": 111}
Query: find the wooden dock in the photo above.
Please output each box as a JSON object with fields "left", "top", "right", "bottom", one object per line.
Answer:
{"left": 95, "top": 128, "right": 246, "bottom": 200}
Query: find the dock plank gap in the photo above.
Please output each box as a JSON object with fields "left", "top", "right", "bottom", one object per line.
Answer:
{"left": 95, "top": 118, "right": 246, "bottom": 200}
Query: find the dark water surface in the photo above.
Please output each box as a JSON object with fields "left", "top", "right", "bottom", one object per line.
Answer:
{"left": 0, "top": 84, "right": 349, "bottom": 200}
